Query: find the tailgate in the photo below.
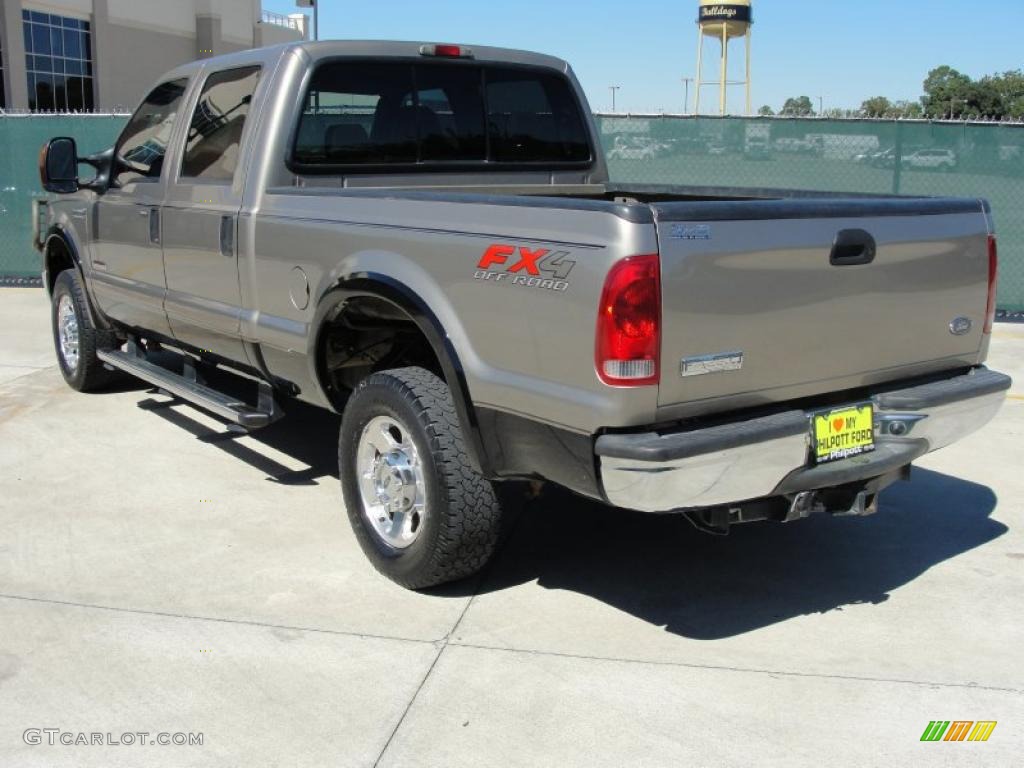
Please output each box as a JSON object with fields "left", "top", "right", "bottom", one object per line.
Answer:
{"left": 653, "top": 198, "right": 992, "bottom": 411}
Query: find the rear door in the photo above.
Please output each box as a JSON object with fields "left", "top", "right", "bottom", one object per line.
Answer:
{"left": 161, "top": 64, "right": 263, "bottom": 363}
{"left": 653, "top": 200, "right": 992, "bottom": 412}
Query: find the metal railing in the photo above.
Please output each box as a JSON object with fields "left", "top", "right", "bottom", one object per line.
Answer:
{"left": 260, "top": 10, "right": 301, "bottom": 30}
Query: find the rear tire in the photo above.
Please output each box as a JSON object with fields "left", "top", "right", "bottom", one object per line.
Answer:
{"left": 339, "top": 366, "right": 502, "bottom": 590}
{"left": 51, "top": 269, "right": 121, "bottom": 392}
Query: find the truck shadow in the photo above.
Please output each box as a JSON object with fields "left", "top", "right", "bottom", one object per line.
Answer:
{"left": 472, "top": 468, "right": 1005, "bottom": 639}
{"left": 129, "top": 382, "right": 1006, "bottom": 640}
{"left": 132, "top": 364, "right": 341, "bottom": 487}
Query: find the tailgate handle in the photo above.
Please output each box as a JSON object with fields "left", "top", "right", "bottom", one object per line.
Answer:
{"left": 830, "top": 229, "right": 876, "bottom": 266}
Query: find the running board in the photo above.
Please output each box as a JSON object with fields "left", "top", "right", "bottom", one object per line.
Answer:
{"left": 97, "top": 346, "right": 282, "bottom": 430}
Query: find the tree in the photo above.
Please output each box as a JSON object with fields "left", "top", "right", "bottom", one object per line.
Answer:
{"left": 979, "top": 70, "right": 1024, "bottom": 118}
{"left": 893, "top": 100, "right": 924, "bottom": 119}
{"left": 922, "top": 65, "right": 973, "bottom": 117}
{"left": 781, "top": 96, "right": 814, "bottom": 116}
{"left": 860, "top": 96, "right": 893, "bottom": 117}
{"left": 757, "top": 105, "right": 775, "bottom": 116}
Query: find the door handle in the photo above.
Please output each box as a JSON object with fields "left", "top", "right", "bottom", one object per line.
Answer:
{"left": 830, "top": 229, "right": 876, "bottom": 266}
{"left": 138, "top": 209, "right": 152, "bottom": 217}
{"left": 219, "top": 215, "right": 235, "bottom": 258}
{"left": 148, "top": 207, "right": 160, "bottom": 245}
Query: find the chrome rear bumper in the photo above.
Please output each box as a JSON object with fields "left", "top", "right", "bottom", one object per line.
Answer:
{"left": 596, "top": 367, "right": 1011, "bottom": 513}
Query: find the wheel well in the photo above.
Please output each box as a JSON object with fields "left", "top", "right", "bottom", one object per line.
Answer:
{"left": 44, "top": 235, "right": 75, "bottom": 294}
{"left": 317, "top": 294, "right": 445, "bottom": 410}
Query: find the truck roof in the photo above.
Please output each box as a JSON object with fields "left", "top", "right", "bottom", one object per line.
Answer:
{"left": 160, "top": 40, "right": 571, "bottom": 81}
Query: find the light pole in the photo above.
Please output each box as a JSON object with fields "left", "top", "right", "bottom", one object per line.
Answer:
{"left": 296, "top": 0, "right": 318, "bottom": 41}
{"left": 609, "top": 86, "right": 620, "bottom": 113}
{"left": 682, "top": 77, "right": 694, "bottom": 114}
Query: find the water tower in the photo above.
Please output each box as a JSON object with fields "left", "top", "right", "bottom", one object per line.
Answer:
{"left": 694, "top": 1, "right": 753, "bottom": 115}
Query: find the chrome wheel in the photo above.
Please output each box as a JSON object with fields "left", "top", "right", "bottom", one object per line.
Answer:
{"left": 57, "top": 293, "right": 80, "bottom": 372}
{"left": 356, "top": 415, "right": 427, "bottom": 549}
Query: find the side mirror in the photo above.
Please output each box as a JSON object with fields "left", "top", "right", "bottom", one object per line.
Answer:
{"left": 39, "top": 137, "right": 80, "bottom": 194}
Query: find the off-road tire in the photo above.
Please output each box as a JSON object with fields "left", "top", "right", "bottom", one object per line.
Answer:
{"left": 51, "top": 269, "right": 121, "bottom": 392}
{"left": 339, "top": 366, "right": 502, "bottom": 589}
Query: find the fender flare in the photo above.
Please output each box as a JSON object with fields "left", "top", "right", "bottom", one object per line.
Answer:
{"left": 43, "top": 227, "right": 111, "bottom": 330}
{"left": 312, "top": 272, "right": 492, "bottom": 477}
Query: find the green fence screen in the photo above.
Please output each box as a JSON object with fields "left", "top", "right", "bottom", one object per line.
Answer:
{"left": 1, "top": 114, "right": 1022, "bottom": 311}
{"left": 599, "top": 115, "right": 1024, "bottom": 313}
{"left": 0, "top": 115, "right": 126, "bottom": 282}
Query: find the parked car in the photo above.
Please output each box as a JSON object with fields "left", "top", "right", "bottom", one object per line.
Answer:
{"left": 35, "top": 40, "right": 1010, "bottom": 589}
{"left": 773, "top": 138, "right": 817, "bottom": 155}
{"left": 902, "top": 149, "right": 958, "bottom": 171}
{"left": 867, "top": 147, "right": 898, "bottom": 168}
{"left": 607, "top": 136, "right": 668, "bottom": 161}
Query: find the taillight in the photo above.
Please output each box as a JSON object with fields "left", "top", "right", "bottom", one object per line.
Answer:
{"left": 984, "top": 235, "right": 998, "bottom": 334}
{"left": 596, "top": 255, "right": 661, "bottom": 386}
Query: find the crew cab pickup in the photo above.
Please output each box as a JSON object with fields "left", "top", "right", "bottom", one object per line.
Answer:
{"left": 35, "top": 41, "right": 1011, "bottom": 589}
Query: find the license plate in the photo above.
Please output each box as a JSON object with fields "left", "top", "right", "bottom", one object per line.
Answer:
{"left": 812, "top": 404, "right": 875, "bottom": 465}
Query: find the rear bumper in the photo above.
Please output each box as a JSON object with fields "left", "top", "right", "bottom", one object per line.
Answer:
{"left": 596, "top": 367, "right": 1011, "bottom": 513}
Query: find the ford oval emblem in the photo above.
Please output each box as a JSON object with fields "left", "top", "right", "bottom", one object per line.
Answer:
{"left": 949, "top": 317, "right": 973, "bottom": 336}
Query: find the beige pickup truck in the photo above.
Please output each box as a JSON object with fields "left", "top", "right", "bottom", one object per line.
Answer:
{"left": 35, "top": 40, "right": 1011, "bottom": 588}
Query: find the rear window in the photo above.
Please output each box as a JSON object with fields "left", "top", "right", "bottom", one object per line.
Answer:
{"left": 292, "top": 60, "right": 592, "bottom": 170}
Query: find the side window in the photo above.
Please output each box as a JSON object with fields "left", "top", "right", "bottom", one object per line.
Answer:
{"left": 114, "top": 79, "right": 188, "bottom": 186}
{"left": 181, "top": 66, "right": 261, "bottom": 182}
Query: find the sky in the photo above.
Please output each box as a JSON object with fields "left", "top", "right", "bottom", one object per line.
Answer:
{"left": 262, "top": 0, "right": 1024, "bottom": 114}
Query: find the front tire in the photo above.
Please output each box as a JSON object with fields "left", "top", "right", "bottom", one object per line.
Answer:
{"left": 339, "top": 367, "right": 503, "bottom": 589}
{"left": 51, "top": 269, "right": 121, "bottom": 392}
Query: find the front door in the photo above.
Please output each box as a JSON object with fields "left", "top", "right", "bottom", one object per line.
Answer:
{"left": 161, "top": 65, "right": 262, "bottom": 364}
{"left": 91, "top": 79, "right": 189, "bottom": 336}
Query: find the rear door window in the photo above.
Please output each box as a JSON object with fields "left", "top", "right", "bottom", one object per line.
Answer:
{"left": 181, "top": 65, "right": 261, "bottom": 182}
{"left": 292, "top": 60, "right": 591, "bottom": 170}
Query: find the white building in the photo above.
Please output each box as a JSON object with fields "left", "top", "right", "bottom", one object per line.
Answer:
{"left": 0, "top": 0, "right": 306, "bottom": 111}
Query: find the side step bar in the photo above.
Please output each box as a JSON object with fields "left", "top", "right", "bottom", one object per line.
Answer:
{"left": 97, "top": 345, "right": 282, "bottom": 430}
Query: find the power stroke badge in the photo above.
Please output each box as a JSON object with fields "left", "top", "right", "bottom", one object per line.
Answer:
{"left": 474, "top": 243, "right": 577, "bottom": 292}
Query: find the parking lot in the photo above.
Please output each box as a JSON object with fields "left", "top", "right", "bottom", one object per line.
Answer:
{"left": 1, "top": 286, "right": 1022, "bottom": 766}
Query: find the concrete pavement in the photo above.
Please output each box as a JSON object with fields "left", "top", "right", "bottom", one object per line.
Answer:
{"left": 1, "top": 287, "right": 1022, "bottom": 766}
{"left": 0, "top": 288, "right": 54, "bottom": 385}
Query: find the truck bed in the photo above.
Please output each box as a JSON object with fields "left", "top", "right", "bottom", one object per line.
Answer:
{"left": 270, "top": 181, "right": 992, "bottom": 421}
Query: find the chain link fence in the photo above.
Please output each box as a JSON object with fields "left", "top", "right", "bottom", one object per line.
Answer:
{"left": 1, "top": 113, "right": 1022, "bottom": 312}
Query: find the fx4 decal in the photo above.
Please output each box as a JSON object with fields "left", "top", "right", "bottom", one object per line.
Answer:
{"left": 474, "top": 244, "right": 576, "bottom": 292}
